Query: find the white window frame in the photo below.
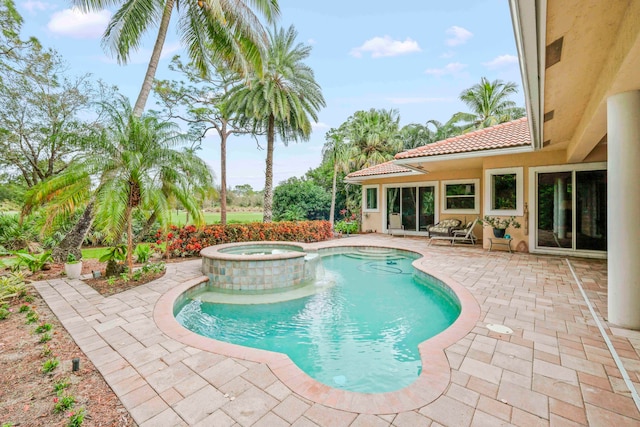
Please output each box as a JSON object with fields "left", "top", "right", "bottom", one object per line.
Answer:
{"left": 441, "top": 179, "right": 480, "bottom": 214}
{"left": 363, "top": 185, "right": 379, "bottom": 212}
{"left": 484, "top": 167, "right": 524, "bottom": 216}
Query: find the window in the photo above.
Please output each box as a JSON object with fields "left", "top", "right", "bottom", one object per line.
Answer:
{"left": 363, "top": 186, "right": 378, "bottom": 211}
{"left": 441, "top": 179, "right": 480, "bottom": 214}
{"left": 484, "top": 167, "right": 523, "bottom": 216}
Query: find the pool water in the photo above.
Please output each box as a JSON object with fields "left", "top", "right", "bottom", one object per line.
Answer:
{"left": 175, "top": 252, "right": 460, "bottom": 393}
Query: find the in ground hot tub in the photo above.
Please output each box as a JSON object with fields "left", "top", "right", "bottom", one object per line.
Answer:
{"left": 200, "top": 242, "right": 319, "bottom": 291}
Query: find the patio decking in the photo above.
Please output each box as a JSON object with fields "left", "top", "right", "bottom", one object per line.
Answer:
{"left": 32, "top": 234, "right": 640, "bottom": 426}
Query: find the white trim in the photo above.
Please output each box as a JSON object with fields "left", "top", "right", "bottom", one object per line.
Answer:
{"left": 344, "top": 171, "right": 419, "bottom": 184}
{"left": 362, "top": 185, "right": 379, "bottom": 213}
{"left": 528, "top": 162, "right": 608, "bottom": 257}
{"left": 395, "top": 145, "right": 533, "bottom": 166}
{"left": 441, "top": 179, "right": 480, "bottom": 215}
{"left": 382, "top": 181, "right": 439, "bottom": 234}
{"left": 484, "top": 167, "right": 524, "bottom": 216}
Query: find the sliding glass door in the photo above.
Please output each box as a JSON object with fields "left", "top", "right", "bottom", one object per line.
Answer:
{"left": 535, "top": 167, "right": 606, "bottom": 252}
{"left": 386, "top": 184, "right": 435, "bottom": 233}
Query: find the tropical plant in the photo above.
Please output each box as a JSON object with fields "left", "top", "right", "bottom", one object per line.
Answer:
{"left": 134, "top": 244, "right": 152, "bottom": 263}
{"left": 99, "top": 244, "right": 127, "bottom": 278}
{"left": 481, "top": 215, "right": 521, "bottom": 230}
{"left": 322, "top": 128, "right": 351, "bottom": 226}
{"left": 66, "top": 252, "right": 80, "bottom": 264}
{"left": 342, "top": 108, "right": 403, "bottom": 170}
{"left": 453, "top": 77, "right": 525, "bottom": 131}
{"left": 23, "top": 97, "right": 214, "bottom": 271}
{"left": 425, "top": 117, "right": 464, "bottom": 142}
{"left": 400, "top": 123, "right": 436, "bottom": 150}
{"left": 72, "top": 0, "right": 280, "bottom": 116}
{"left": 0, "top": 272, "right": 26, "bottom": 303}
{"left": 12, "top": 250, "right": 52, "bottom": 273}
{"left": 227, "top": 25, "right": 326, "bottom": 222}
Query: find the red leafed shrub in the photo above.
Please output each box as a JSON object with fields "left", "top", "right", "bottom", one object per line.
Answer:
{"left": 164, "top": 220, "right": 333, "bottom": 257}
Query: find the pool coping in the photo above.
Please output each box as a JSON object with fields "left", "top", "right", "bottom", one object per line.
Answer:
{"left": 153, "top": 243, "right": 481, "bottom": 414}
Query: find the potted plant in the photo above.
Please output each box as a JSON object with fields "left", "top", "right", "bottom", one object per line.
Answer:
{"left": 64, "top": 253, "right": 83, "bottom": 279}
{"left": 481, "top": 216, "right": 521, "bottom": 238}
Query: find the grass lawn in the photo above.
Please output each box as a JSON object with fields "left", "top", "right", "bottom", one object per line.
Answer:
{"left": 168, "top": 210, "right": 262, "bottom": 225}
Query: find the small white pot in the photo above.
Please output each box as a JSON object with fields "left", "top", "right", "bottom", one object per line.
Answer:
{"left": 64, "top": 262, "right": 83, "bottom": 279}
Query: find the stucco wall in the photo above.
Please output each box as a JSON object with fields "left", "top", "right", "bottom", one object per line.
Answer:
{"left": 355, "top": 146, "right": 606, "bottom": 253}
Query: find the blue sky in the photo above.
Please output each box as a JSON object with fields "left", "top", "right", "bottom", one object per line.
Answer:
{"left": 18, "top": 0, "right": 522, "bottom": 190}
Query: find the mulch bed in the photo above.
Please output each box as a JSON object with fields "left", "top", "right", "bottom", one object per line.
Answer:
{"left": 0, "top": 256, "right": 199, "bottom": 426}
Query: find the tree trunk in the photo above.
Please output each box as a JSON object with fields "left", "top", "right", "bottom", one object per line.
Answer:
{"left": 52, "top": 202, "right": 94, "bottom": 263}
{"left": 263, "top": 115, "right": 275, "bottom": 223}
{"left": 126, "top": 206, "right": 134, "bottom": 273}
{"left": 329, "top": 162, "right": 338, "bottom": 227}
{"left": 132, "top": 0, "right": 175, "bottom": 117}
{"left": 220, "top": 125, "right": 228, "bottom": 226}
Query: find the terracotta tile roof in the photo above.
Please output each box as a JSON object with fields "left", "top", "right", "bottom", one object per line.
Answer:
{"left": 395, "top": 117, "right": 531, "bottom": 160}
{"left": 346, "top": 160, "right": 413, "bottom": 179}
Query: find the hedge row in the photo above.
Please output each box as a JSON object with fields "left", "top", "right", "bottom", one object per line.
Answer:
{"left": 161, "top": 220, "right": 334, "bottom": 257}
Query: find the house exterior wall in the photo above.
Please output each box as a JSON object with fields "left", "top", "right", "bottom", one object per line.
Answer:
{"left": 356, "top": 146, "right": 607, "bottom": 254}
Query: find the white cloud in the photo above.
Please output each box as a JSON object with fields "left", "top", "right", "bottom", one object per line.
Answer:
{"left": 311, "top": 122, "right": 330, "bottom": 131}
{"left": 387, "top": 97, "right": 452, "bottom": 105}
{"left": 483, "top": 54, "right": 518, "bottom": 69}
{"left": 350, "top": 36, "right": 421, "bottom": 58}
{"left": 445, "top": 26, "right": 473, "bottom": 46}
{"left": 440, "top": 50, "right": 455, "bottom": 59}
{"left": 96, "top": 41, "right": 182, "bottom": 65}
{"left": 23, "top": 1, "right": 56, "bottom": 13}
{"left": 307, "top": 38, "right": 316, "bottom": 45}
{"left": 47, "top": 8, "right": 111, "bottom": 39}
{"left": 424, "top": 62, "right": 467, "bottom": 77}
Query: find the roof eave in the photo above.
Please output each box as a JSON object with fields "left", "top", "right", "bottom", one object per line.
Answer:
{"left": 344, "top": 170, "right": 421, "bottom": 184}
{"left": 509, "top": 0, "right": 546, "bottom": 151}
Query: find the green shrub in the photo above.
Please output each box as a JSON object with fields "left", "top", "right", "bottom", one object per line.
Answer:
{"left": 39, "top": 332, "right": 52, "bottom": 343}
{"left": 42, "top": 357, "right": 59, "bottom": 373}
{"left": 334, "top": 220, "right": 359, "bottom": 235}
{"left": 0, "top": 273, "right": 26, "bottom": 304}
{"left": 53, "top": 395, "right": 75, "bottom": 413}
{"left": 35, "top": 323, "right": 52, "bottom": 333}
{"left": 67, "top": 408, "right": 85, "bottom": 427}
{"left": 53, "top": 378, "right": 70, "bottom": 395}
{"left": 0, "top": 306, "right": 10, "bottom": 320}
{"left": 134, "top": 245, "right": 152, "bottom": 263}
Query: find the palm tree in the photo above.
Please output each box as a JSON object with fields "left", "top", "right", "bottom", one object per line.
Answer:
{"left": 227, "top": 25, "right": 325, "bottom": 222}
{"left": 453, "top": 77, "right": 524, "bottom": 131}
{"left": 400, "top": 123, "right": 436, "bottom": 150}
{"left": 72, "top": 0, "right": 280, "bottom": 116}
{"left": 425, "top": 117, "right": 464, "bottom": 141}
{"left": 322, "top": 128, "right": 350, "bottom": 227}
{"left": 344, "top": 108, "right": 403, "bottom": 170}
{"left": 23, "top": 97, "right": 213, "bottom": 270}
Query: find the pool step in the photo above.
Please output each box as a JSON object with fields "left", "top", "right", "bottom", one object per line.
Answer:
{"left": 343, "top": 249, "right": 406, "bottom": 261}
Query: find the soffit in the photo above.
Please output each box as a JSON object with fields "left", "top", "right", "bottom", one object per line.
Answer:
{"left": 543, "top": 0, "right": 640, "bottom": 160}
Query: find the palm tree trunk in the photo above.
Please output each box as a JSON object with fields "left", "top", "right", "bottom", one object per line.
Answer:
{"left": 52, "top": 202, "right": 94, "bottom": 263}
{"left": 263, "top": 115, "right": 275, "bottom": 223}
{"left": 220, "top": 125, "right": 228, "bottom": 226}
{"left": 132, "top": 0, "right": 175, "bottom": 117}
{"left": 126, "top": 206, "right": 134, "bottom": 273}
{"left": 329, "top": 162, "right": 338, "bottom": 227}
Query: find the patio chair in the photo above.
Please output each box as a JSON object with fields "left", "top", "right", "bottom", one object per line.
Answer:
{"left": 429, "top": 218, "right": 479, "bottom": 246}
{"left": 388, "top": 213, "right": 405, "bottom": 237}
{"left": 426, "top": 218, "right": 462, "bottom": 237}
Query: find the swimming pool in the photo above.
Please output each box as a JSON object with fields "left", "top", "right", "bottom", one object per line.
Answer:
{"left": 175, "top": 250, "right": 461, "bottom": 393}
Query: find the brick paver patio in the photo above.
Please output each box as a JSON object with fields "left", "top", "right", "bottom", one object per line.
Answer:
{"left": 32, "top": 235, "right": 640, "bottom": 426}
